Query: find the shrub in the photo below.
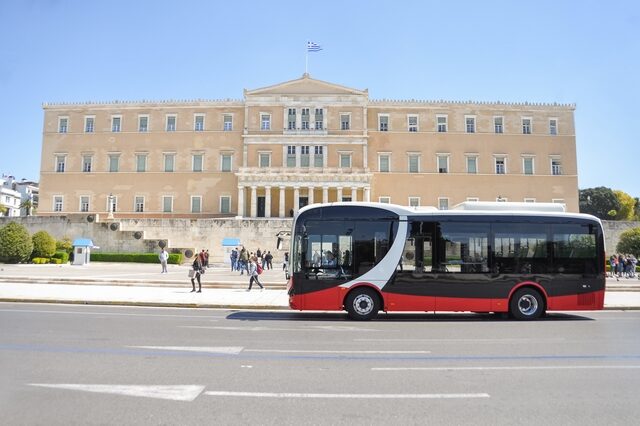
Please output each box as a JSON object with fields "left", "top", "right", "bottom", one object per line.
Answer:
{"left": 32, "top": 257, "right": 50, "bottom": 264}
{"left": 0, "top": 222, "right": 33, "bottom": 263}
{"left": 50, "top": 258, "right": 62, "bottom": 264}
{"left": 52, "top": 251, "right": 70, "bottom": 264}
{"left": 90, "top": 252, "right": 184, "bottom": 264}
{"left": 56, "top": 237, "right": 73, "bottom": 255}
{"left": 32, "top": 230, "right": 57, "bottom": 259}
{"left": 616, "top": 228, "right": 640, "bottom": 258}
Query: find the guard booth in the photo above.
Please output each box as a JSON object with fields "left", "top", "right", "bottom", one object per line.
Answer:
{"left": 72, "top": 238, "right": 96, "bottom": 265}
{"left": 221, "top": 238, "right": 241, "bottom": 265}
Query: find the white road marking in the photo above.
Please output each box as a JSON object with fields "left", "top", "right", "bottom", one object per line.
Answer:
{"left": 130, "top": 346, "right": 244, "bottom": 354}
{"left": 204, "top": 391, "right": 489, "bottom": 399}
{"left": 355, "top": 338, "right": 566, "bottom": 343}
{"left": 0, "top": 308, "right": 223, "bottom": 319}
{"left": 244, "top": 349, "right": 431, "bottom": 354}
{"left": 179, "top": 326, "right": 303, "bottom": 332}
{"left": 29, "top": 384, "right": 205, "bottom": 401}
{"left": 372, "top": 365, "right": 640, "bottom": 371}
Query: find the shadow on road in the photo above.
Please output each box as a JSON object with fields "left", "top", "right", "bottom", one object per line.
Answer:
{"left": 226, "top": 311, "right": 595, "bottom": 322}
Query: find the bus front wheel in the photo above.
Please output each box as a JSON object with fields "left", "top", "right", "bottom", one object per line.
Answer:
{"left": 510, "top": 288, "right": 545, "bottom": 320}
{"left": 345, "top": 288, "right": 380, "bottom": 321}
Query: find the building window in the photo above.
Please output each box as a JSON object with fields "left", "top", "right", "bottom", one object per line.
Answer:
{"left": 409, "top": 197, "right": 420, "bottom": 207}
{"left": 136, "top": 154, "right": 147, "bottom": 172}
{"left": 220, "top": 196, "right": 231, "bottom": 214}
{"left": 466, "top": 156, "right": 478, "bottom": 174}
{"left": 524, "top": 198, "right": 536, "bottom": 203}
{"left": 191, "top": 196, "right": 202, "bottom": 213}
{"left": 166, "top": 115, "right": 177, "bottom": 132}
{"left": 111, "top": 116, "right": 121, "bottom": 132}
{"left": 286, "top": 146, "right": 296, "bottom": 167}
{"left": 162, "top": 196, "right": 173, "bottom": 213}
{"left": 495, "top": 157, "right": 506, "bottom": 174}
{"left": 164, "top": 153, "right": 175, "bottom": 172}
{"left": 80, "top": 196, "right": 90, "bottom": 212}
{"left": 223, "top": 115, "right": 233, "bottom": 131}
{"left": 551, "top": 158, "right": 562, "bottom": 175}
{"left": 53, "top": 196, "right": 63, "bottom": 212}
{"left": 408, "top": 154, "right": 420, "bottom": 173}
{"left": 56, "top": 155, "right": 66, "bottom": 173}
{"left": 437, "top": 155, "right": 449, "bottom": 173}
{"left": 300, "top": 146, "right": 310, "bottom": 167}
{"left": 522, "top": 118, "right": 532, "bottom": 134}
{"left": 438, "top": 198, "right": 449, "bottom": 210}
{"left": 437, "top": 115, "right": 448, "bottom": 132}
{"left": 259, "top": 153, "right": 271, "bottom": 168}
{"left": 465, "top": 116, "right": 476, "bottom": 133}
{"left": 378, "top": 115, "right": 389, "bottom": 131}
{"left": 58, "top": 117, "right": 68, "bottom": 133}
{"left": 314, "top": 146, "right": 324, "bottom": 167}
{"left": 340, "top": 114, "right": 350, "bottom": 130}
{"left": 194, "top": 114, "right": 205, "bottom": 131}
{"left": 379, "top": 196, "right": 391, "bottom": 204}
{"left": 109, "top": 154, "right": 120, "bottom": 172}
{"left": 107, "top": 196, "right": 118, "bottom": 213}
{"left": 135, "top": 196, "right": 145, "bottom": 213}
{"left": 261, "top": 114, "right": 271, "bottom": 131}
{"left": 494, "top": 116, "right": 503, "bottom": 134}
{"left": 408, "top": 115, "right": 418, "bottom": 132}
{"left": 552, "top": 199, "right": 565, "bottom": 204}
{"left": 288, "top": 108, "right": 296, "bottom": 130}
{"left": 549, "top": 118, "right": 558, "bottom": 135}
{"left": 138, "top": 115, "right": 149, "bottom": 132}
{"left": 84, "top": 117, "right": 94, "bottom": 133}
{"left": 221, "top": 154, "right": 232, "bottom": 172}
{"left": 192, "top": 154, "right": 203, "bottom": 172}
{"left": 379, "top": 154, "right": 390, "bottom": 172}
{"left": 340, "top": 153, "right": 352, "bottom": 168}
{"left": 301, "top": 108, "right": 310, "bottom": 130}
{"left": 467, "top": 197, "right": 480, "bottom": 202}
{"left": 82, "top": 155, "right": 92, "bottom": 173}
{"left": 314, "top": 108, "right": 323, "bottom": 130}
{"left": 523, "top": 157, "right": 534, "bottom": 175}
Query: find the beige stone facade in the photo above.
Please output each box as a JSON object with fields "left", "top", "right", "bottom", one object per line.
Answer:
{"left": 39, "top": 74, "right": 578, "bottom": 218}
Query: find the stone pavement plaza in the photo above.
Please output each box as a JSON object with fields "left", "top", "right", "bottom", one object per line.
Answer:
{"left": 0, "top": 262, "right": 639, "bottom": 310}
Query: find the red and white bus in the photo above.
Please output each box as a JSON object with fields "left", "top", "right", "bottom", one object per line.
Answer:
{"left": 286, "top": 202, "right": 605, "bottom": 320}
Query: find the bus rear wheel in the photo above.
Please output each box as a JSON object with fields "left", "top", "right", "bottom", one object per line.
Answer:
{"left": 345, "top": 288, "right": 380, "bottom": 321}
{"left": 510, "top": 288, "right": 545, "bottom": 320}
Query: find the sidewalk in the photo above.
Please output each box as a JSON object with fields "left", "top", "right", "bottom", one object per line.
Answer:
{"left": 1, "top": 262, "right": 639, "bottom": 310}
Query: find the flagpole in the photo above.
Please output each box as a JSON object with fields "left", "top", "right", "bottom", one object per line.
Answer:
{"left": 305, "top": 43, "right": 308, "bottom": 74}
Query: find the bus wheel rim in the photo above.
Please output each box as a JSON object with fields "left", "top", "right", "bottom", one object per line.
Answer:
{"left": 518, "top": 294, "right": 538, "bottom": 316}
{"left": 353, "top": 294, "right": 374, "bottom": 315}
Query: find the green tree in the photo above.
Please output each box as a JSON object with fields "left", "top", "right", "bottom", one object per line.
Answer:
{"left": 32, "top": 230, "right": 57, "bottom": 258}
{"left": 56, "top": 237, "right": 73, "bottom": 255}
{"left": 617, "top": 228, "right": 640, "bottom": 258}
{"left": 613, "top": 190, "right": 635, "bottom": 221}
{"left": 0, "top": 204, "right": 7, "bottom": 217}
{"left": 19, "top": 199, "right": 34, "bottom": 216}
{"left": 579, "top": 187, "right": 621, "bottom": 220}
{"left": 0, "top": 222, "right": 33, "bottom": 263}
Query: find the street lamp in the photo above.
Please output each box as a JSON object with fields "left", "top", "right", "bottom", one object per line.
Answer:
{"left": 107, "top": 193, "right": 114, "bottom": 219}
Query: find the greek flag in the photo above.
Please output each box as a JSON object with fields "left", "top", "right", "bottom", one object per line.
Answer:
{"left": 307, "top": 41, "right": 322, "bottom": 52}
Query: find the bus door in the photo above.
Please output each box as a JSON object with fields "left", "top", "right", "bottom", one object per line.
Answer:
{"left": 387, "top": 221, "right": 436, "bottom": 311}
{"left": 432, "top": 221, "right": 492, "bottom": 312}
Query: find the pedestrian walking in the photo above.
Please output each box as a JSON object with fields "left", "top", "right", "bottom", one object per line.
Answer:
{"left": 190, "top": 256, "right": 203, "bottom": 293}
{"left": 159, "top": 248, "right": 169, "bottom": 273}
{"left": 246, "top": 258, "right": 264, "bottom": 291}
{"left": 283, "top": 251, "right": 289, "bottom": 271}
{"left": 265, "top": 251, "right": 273, "bottom": 270}
{"left": 230, "top": 247, "right": 238, "bottom": 271}
{"left": 239, "top": 246, "right": 249, "bottom": 275}
{"left": 204, "top": 250, "right": 210, "bottom": 268}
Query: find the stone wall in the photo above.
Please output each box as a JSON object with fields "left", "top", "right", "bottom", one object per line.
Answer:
{"left": 602, "top": 220, "right": 639, "bottom": 254}
{"left": 0, "top": 215, "right": 293, "bottom": 264}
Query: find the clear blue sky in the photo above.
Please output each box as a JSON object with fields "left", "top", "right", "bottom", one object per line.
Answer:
{"left": 1, "top": 0, "right": 638, "bottom": 197}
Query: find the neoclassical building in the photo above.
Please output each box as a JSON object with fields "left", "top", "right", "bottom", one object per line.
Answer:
{"left": 39, "top": 74, "right": 578, "bottom": 218}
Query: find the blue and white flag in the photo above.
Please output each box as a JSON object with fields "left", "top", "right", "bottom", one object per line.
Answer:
{"left": 307, "top": 41, "right": 322, "bottom": 52}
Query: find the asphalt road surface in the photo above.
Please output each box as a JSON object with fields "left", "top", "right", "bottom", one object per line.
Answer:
{"left": 1, "top": 303, "right": 639, "bottom": 425}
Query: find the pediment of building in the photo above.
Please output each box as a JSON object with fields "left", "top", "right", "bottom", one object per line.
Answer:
{"left": 245, "top": 74, "right": 368, "bottom": 97}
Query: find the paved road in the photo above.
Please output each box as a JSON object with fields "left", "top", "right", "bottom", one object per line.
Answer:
{"left": 1, "top": 303, "right": 639, "bottom": 425}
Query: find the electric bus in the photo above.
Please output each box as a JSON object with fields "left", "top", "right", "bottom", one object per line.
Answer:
{"left": 286, "top": 202, "right": 605, "bottom": 320}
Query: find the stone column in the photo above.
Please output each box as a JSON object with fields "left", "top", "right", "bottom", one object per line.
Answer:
{"left": 322, "top": 186, "right": 329, "bottom": 203}
{"left": 250, "top": 186, "right": 257, "bottom": 218}
{"left": 337, "top": 186, "right": 343, "bottom": 202}
{"left": 308, "top": 186, "right": 314, "bottom": 204}
{"left": 279, "top": 186, "right": 286, "bottom": 218}
{"left": 364, "top": 186, "right": 371, "bottom": 202}
{"left": 237, "top": 186, "right": 245, "bottom": 217}
{"left": 351, "top": 187, "right": 358, "bottom": 202}
{"left": 265, "top": 186, "right": 272, "bottom": 218}
{"left": 293, "top": 186, "right": 300, "bottom": 214}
